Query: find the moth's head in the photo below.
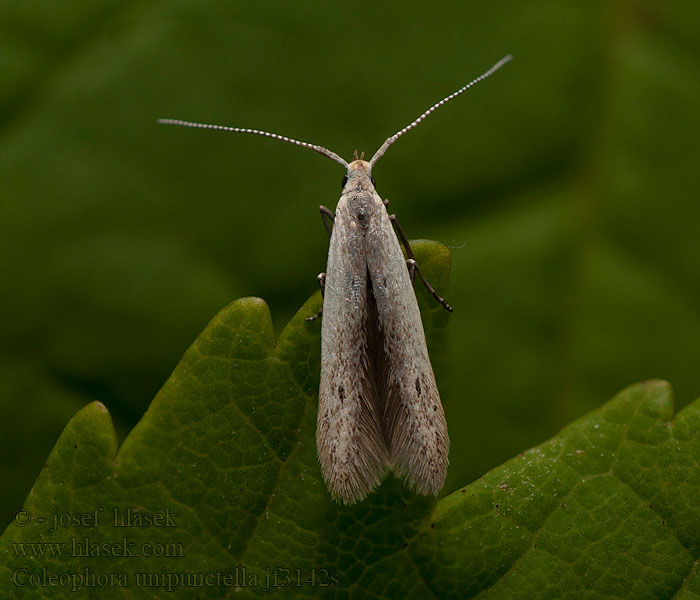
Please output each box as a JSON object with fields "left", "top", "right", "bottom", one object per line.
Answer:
{"left": 342, "top": 158, "right": 375, "bottom": 191}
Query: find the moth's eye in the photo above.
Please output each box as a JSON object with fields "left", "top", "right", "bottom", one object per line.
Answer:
{"left": 370, "top": 175, "right": 376, "bottom": 187}
{"left": 341, "top": 175, "right": 348, "bottom": 189}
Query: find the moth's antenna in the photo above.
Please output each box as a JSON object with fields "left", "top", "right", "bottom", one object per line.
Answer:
{"left": 369, "top": 54, "right": 513, "bottom": 167}
{"left": 158, "top": 118, "right": 349, "bottom": 168}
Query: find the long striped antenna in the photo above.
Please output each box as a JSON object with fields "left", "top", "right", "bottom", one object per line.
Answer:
{"left": 157, "top": 118, "right": 348, "bottom": 168}
{"left": 369, "top": 54, "right": 513, "bottom": 167}
{"left": 159, "top": 55, "right": 511, "bottom": 171}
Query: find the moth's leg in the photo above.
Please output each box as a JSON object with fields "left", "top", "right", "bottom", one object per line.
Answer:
{"left": 307, "top": 207, "right": 332, "bottom": 321}
{"left": 390, "top": 214, "right": 453, "bottom": 313}
{"left": 406, "top": 258, "right": 417, "bottom": 283}
{"left": 319, "top": 205, "right": 335, "bottom": 239}
{"left": 382, "top": 196, "right": 390, "bottom": 208}
{"left": 305, "top": 272, "right": 326, "bottom": 322}
{"left": 317, "top": 272, "right": 326, "bottom": 296}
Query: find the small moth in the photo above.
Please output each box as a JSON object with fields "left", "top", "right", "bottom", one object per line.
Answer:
{"left": 160, "top": 55, "right": 512, "bottom": 504}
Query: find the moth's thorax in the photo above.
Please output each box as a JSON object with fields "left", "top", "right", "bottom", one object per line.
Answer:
{"left": 343, "top": 159, "right": 377, "bottom": 229}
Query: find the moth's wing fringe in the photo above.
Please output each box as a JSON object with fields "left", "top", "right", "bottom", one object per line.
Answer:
{"left": 316, "top": 383, "right": 388, "bottom": 503}
{"left": 386, "top": 383, "right": 450, "bottom": 495}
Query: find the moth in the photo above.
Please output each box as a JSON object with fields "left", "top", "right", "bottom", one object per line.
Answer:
{"left": 159, "top": 54, "right": 512, "bottom": 504}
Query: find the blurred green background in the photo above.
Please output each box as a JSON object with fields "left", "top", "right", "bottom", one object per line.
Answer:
{"left": 2, "top": 1, "right": 699, "bottom": 527}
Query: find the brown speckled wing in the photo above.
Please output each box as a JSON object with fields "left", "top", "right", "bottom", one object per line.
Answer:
{"left": 365, "top": 192, "right": 449, "bottom": 496}
{"left": 317, "top": 194, "right": 389, "bottom": 504}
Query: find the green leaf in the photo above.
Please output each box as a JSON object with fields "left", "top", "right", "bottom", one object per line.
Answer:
{"left": 3, "top": 1, "right": 700, "bottom": 539}
{"left": 414, "top": 379, "right": 700, "bottom": 599}
{"left": 2, "top": 242, "right": 699, "bottom": 598}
